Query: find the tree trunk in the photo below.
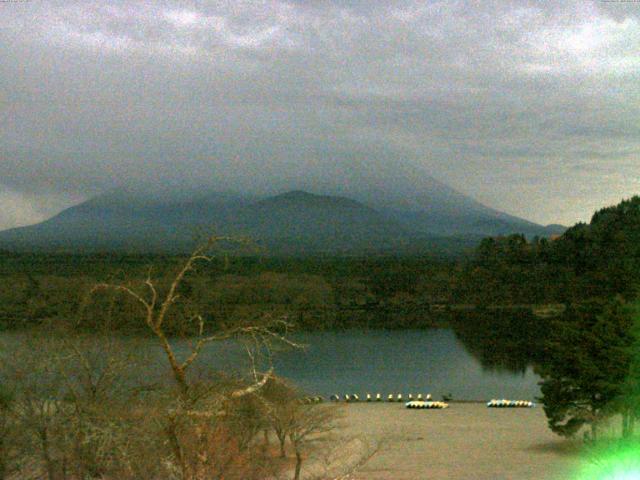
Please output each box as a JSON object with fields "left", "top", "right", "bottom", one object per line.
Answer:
{"left": 591, "top": 421, "right": 598, "bottom": 443}
{"left": 0, "top": 454, "right": 6, "bottom": 480}
{"left": 279, "top": 436, "right": 286, "bottom": 458}
{"left": 165, "top": 417, "right": 189, "bottom": 480}
{"left": 40, "top": 426, "right": 56, "bottom": 480}
{"left": 622, "top": 411, "right": 630, "bottom": 438}
{"left": 293, "top": 449, "right": 302, "bottom": 480}
{"left": 0, "top": 435, "right": 7, "bottom": 480}
{"left": 61, "top": 456, "right": 68, "bottom": 480}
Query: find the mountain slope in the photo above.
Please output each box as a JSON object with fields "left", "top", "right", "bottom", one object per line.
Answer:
{"left": 230, "top": 191, "right": 405, "bottom": 245}
{"left": 0, "top": 190, "right": 412, "bottom": 253}
{"left": 300, "top": 157, "right": 562, "bottom": 237}
{"left": 0, "top": 184, "right": 564, "bottom": 254}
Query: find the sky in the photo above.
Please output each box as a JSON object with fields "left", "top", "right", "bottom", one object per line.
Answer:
{"left": 1, "top": 0, "right": 639, "bottom": 230}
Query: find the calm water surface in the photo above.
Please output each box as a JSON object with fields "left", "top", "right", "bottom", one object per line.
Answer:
{"left": 1, "top": 329, "right": 541, "bottom": 401}
{"left": 195, "top": 329, "right": 541, "bottom": 400}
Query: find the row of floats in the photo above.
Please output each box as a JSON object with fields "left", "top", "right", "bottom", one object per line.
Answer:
{"left": 486, "top": 399, "right": 535, "bottom": 408}
{"left": 319, "top": 394, "right": 536, "bottom": 409}
{"left": 406, "top": 401, "right": 449, "bottom": 409}
{"left": 329, "top": 393, "right": 433, "bottom": 403}
{"left": 405, "top": 399, "right": 535, "bottom": 409}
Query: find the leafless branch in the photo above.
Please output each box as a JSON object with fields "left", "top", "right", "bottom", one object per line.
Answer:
{"left": 231, "top": 368, "right": 275, "bottom": 398}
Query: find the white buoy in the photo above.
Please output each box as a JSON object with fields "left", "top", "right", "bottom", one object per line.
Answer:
{"left": 376, "top": 393, "right": 382, "bottom": 402}
{"left": 330, "top": 394, "right": 339, "bottom": 402}
{"left": 396, "top": 394, "right": 403, "bottom": 402}
{"left": 366, "top": 393, "right": 372, "bottom": 402}
{"left": 387, "top": 394, "right": 394, "bottom": 402}
{"left": 352, "top": 394, "right": 360, "bottom": 402}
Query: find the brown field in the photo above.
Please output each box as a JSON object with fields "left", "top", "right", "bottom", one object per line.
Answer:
{"left": 328, "top": 403, "right": 584, "bottom": 480}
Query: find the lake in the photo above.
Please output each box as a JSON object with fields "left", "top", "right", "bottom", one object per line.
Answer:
{"left": 192, "top": 328, "right": 541, "bottom": 401}
{"left": 0, "top": 328, "right": 542, "bottom": 401}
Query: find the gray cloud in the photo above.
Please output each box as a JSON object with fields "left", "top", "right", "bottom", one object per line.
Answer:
{"left": 1, "top": 0, "right": 639, "bottom": 229}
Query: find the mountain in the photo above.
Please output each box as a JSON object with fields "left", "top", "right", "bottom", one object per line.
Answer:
{"left": 293, "top": 157, "right": 564, "bottom": 238}
{"left": 230, "top": 191, "right": 404, "bottom": 249}
{"left": 0, "top": 189, "right": 403, "bottom": 254}
{"left": 0, "top": 183, "right": 563, "bottom": 255}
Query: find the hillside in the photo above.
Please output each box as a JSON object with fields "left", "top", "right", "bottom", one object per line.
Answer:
{"left": 0, "top": 186, "right": 563, "bottom": 255}
{"left": 552, "top": 195, "right": 640, "bottom": 298}
{"left": 460, "top": 195, "right": 640, "bottom": 303}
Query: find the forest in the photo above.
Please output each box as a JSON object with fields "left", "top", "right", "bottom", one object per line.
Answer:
{"left": 1, "top": 196, "right": 639, "bottom": 333}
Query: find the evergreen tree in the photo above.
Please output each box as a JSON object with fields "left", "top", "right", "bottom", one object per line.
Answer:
{"left": 537, "top": 298, "right": 635, "bottom": 441}
{"left": 619, "top": 300, "right": 640, "bottom": 438}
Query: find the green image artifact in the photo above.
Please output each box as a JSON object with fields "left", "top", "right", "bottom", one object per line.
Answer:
{"left": 575, "top": 440, "right": 640, "bottom": 480}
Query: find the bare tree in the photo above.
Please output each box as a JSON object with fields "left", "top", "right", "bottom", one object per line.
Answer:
{"left": 92, "top": 237, "right": 298, "bottom": 395}
{"left": 54, "top": 331, "right": 147, "bottom": 479}
{"left": 5, "top": 334, "right": 71, "bottom": 480}
{"left": 260, "top": 376, "right": 299, "bottom": 458}
{"left": 288, "top": 404, "right": 339, "bottom": 480}
{"left": 90, "top": 236, "right": 301, "bottom": 480}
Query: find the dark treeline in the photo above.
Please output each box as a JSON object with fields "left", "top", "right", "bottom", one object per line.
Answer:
{"left": 468, "top": 196, "right": 640, "bottom": 304}
{"left": 0, "top": 251, "right": 458, "bottom": 332}
{"left": 1, "top": 196, "right": 640, "bottom": 334}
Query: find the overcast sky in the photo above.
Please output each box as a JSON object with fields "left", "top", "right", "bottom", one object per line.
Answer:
{"left": 1, "top": 0, "right": 639, "bottom": 230}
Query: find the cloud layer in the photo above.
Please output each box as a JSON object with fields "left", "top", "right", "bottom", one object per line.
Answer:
{"left": 1, "top": 0, "right": 639, "bottom": 229}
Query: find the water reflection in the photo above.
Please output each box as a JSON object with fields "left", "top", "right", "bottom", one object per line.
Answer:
{"left": 449, "top": 310, "right": 551, "bottom": 374}
{"left": 0, "top": 313, "right": 549, "bottom": 401}
{"left": 264, "top": 328, "right": 542, "bottom": 400}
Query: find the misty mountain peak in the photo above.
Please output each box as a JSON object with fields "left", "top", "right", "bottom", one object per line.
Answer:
{"left": 0, "top": 177, "right": 565, "bottom": 254}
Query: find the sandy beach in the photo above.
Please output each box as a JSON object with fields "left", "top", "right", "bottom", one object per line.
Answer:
{"left": 328, "top": 403, "right": 583, "bottom": 480}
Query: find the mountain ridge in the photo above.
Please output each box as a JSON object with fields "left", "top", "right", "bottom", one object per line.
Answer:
{"left": 0, "top": 186, "right": 564, "bottom": 255}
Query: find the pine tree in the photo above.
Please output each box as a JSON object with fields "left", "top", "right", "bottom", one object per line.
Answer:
{"left": 618, "top": 300, "right": 640, "bottom": 438}
{"left": 537, "top": 298, "right": 634, "bottom": 441}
